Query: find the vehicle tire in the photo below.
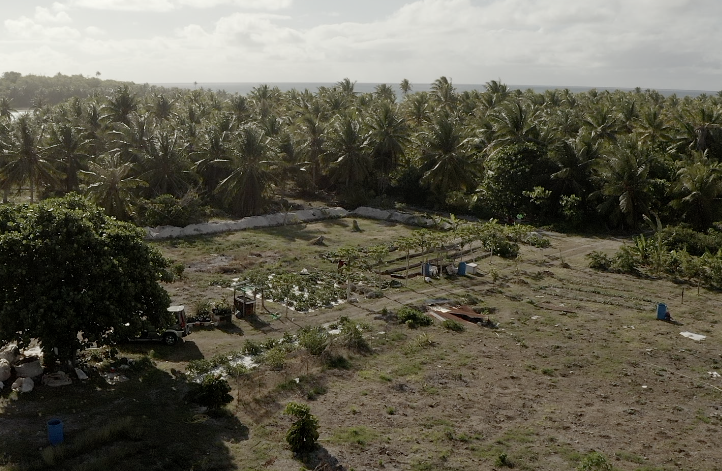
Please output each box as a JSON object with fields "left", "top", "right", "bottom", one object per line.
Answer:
{"left": 162, "top": 333, "right": 178, "bottom": 346}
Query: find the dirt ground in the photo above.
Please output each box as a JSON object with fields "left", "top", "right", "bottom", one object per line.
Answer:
{"left": 3, "top": 222, "right": 722, "bottom": 471}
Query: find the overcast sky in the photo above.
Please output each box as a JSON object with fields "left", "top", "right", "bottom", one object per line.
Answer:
{"left": 2, "top": 0, "right": 721, "bottom": 91}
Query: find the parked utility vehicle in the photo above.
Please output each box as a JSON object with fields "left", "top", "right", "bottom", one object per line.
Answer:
{"left": 130, "top": 305, "right": 190, "bottom": 346}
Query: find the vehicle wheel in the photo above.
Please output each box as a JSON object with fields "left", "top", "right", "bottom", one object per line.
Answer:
{"left": 162, "top": 333, "right": 178, "bottom": 346}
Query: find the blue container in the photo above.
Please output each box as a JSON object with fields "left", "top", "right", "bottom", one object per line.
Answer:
{"left": 457, "top": 262, "right": 467, "bottom": 276}
{"left": 656, "top": 303, "right": 667, "bottom": 320}
{"left": 47, "top": 419, "right": 63, "bottom": 446}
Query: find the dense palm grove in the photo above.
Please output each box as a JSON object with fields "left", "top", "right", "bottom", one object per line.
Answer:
{"left": 1, "top": 71, "right": 722, "bottom": 232}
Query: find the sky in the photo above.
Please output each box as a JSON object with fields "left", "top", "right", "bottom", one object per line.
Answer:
{"left": 2, "top": 0, "right": 722, "bottom": 91}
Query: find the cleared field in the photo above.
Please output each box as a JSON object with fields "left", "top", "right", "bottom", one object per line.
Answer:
{"left": 2, "top": 219, "right": 721, "bottom": 471}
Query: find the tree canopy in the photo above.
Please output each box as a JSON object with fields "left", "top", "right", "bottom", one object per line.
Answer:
{"left": 3, "top": 72, "right": 722, "bottom": 230}
{"left": 0, "top": 194, "right": 171, "bottom": 364}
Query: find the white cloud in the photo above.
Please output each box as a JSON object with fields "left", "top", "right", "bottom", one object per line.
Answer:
{"left": 3, "top": 0, "right": 722, "bottom": 89}
{"left": 5, "top": 16, "right": 81, "bottom": 40}
{"left": 70, "top": 0, "right": 176, "bottom": 12}
{"left": 69, "top": 0, "right": 291, "bottom": 11}
{"left": 34, "top": 7, "right": 72, "bottom": 24}
{"left": 85, "top": 26, "right": 105, "bottom": 36}
{"left": 179, "top": 0, "right": 292, "bottom": 9}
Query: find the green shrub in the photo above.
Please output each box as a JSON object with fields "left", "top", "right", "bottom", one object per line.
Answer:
{"left": 324, "top": 353, "right": 351, "bottom": 369}
{"left": 134, "top": 192, "right": 209, "bottom": 228}
{"left": 186, "top": 375, "right": 233, "bottom": 410}
{"left": 339, "top": 321, "right": 371, "bottom": 353}
{"left": 586, "top": 251, "right": 612, "bottom": 271}
{"left": 243, "top": 339, "right": 263, "bottom": 356}
{"left": 612, "top": 246, "right": 639, "bottom": 274}
{"left": 396, "top": 307, "right": 433, "bottom": 328}
{"left": 442, "top": 319, "right": 465, "bottom": 332}
{"left": 284, "top": 402, "right": 319, "bottom": 454}
{"left": 263, "top": 346, "right": 287, "bottom": 371}
{"left": 578, "top": 451, "right": 612, "bottom": 471}
{"left": 495, "top": 452, "right": 514, "bottom": 468}
{"left": 298, "top": 326, "right": 329, "bottom": 356}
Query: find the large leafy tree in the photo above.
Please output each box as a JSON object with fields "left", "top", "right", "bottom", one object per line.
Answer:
{"left": 0, "top": 195, "right": 171, "bottom": 365}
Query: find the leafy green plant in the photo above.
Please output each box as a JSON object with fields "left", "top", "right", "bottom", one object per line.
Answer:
{"left": 578, "top": 451, "right": 612, "bottom": 471}
{"left": 284, "top": 402, "right": 319, "bottom": 454}
{"left": 243, "top": 339, "right": 263, "bottom": 356}
{"left": 495, "top": 452, "right": 514, "bottom": 468}
{"left": 298, "top": 326, "right": 329, "bottom": 355}
{"left": 263, "top": 346, "right": 287, "bottom": 370}
{"left": 396, "top": 306, "right": 433, "bottom": 328}
{"left": 186, "top": 375, "right": 233, "bottom": 410}
{"left": 586, "top": 251, "right": 612, "bottom": 271}
{"left": 338, "top": 320, "right": 371, "bottom": 353}
{"left": 442, "top": 319, "right": 465, "bottom": 332}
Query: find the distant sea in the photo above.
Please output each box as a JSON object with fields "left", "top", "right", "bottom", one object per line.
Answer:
{"left": 153, "top": 82, "right": 717, "bottom": 98}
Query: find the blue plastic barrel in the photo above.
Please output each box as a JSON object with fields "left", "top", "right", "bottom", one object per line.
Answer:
{"left": 458, "top": 262, "right": 467, "bottom": 276}
{"left": 47, "top": 419, "right": 63, "bottom": 445}
{"left": 656, "top": 303, "right": 667, "bottom": 320}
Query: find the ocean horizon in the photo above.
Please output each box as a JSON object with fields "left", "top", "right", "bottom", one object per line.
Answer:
{"left": 151, "top": 82, "right": 718, "bottom": 98}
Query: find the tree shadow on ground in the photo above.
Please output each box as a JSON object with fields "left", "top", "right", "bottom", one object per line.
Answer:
{"left": 298, "top": 445, "right": 347, "bottom": 471}
{"left": 264, "top": 225, "right": 326, "bottom": 242}
{"left": 118, "top": 339, "right": 204, "bottom": 362}
{"left": 0, "top": 361, "right": 248, "bottom": 470}
{"left": 240, "top": 313, "right": 277, "bottom": 333}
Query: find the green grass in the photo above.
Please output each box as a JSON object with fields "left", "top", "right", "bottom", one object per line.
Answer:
{"left": 328, "top": 426, "right": 379, "bottom": 447}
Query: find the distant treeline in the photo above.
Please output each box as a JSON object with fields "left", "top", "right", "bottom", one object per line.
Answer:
{"left": 2, "top": 72, "right": 722, "bottom": 234}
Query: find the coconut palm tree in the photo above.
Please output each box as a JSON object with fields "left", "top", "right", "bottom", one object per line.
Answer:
{"left": 0, "top": 97, "right": 16, "bottom": 122}
{"left": 671, "top": 154, "right": 722, "bottom": 230}
{"left": 324, "top": 113, "right": 371, "bottom": 190}
{"left": 0, "top": 114, "right": 58, "bottom": 202}
{"left": 82, "top": 153, "right": 145, "bottom": 220}
{"left": 430, "top": 76, "right": 456, "bottom": 110}
{"left": 367, "top": 102, "right": 409, "bottom": 193}
{"left": 43, "top": 122, "right": 91, "bottom": 193}
{"left": 216, "top": 124, "right": 277, "bottom": 216}
{"left": 295, "top": 112, "right": 327, "bottom": 190}
{"left": 138, "top": 130, "right": 191, "bottom": 197}
{"left": 102, "top": 85, "right": 138, "bottom": 126}
{"left": 420, "top": 113, "right": 478, "bottom": 203}
{"left": 593, "top": 137, "right": 656, "bottom": 229}
{"left": 399, "top": 79, "right": 412, "bottom": 96}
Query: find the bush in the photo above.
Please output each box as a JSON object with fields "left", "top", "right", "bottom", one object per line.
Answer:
{"left": 586, "top": 251, "right": 612, "bottom": 271}
{"left": 134, "top": 192, "right": 209, "bottom": 228}
{"left": 284, "top": 402, "right": 319, "bottom": 454}
{"left": 243, "top": 339, "right": 263, "bottom": 356}
{"left": 442, "top": 319, "right": 465, "bottom": 332}
{"left": 578, "top": 451, "right": 612, "bottom": 471}
{"left": 495, "top": 453, "right": 514, "bottom": 468}
{"left": 338, "top": 320, "right": 371, "bottom": 353}
{"left": 186, "top": 375, "right": 233, "bottom": 410}
{"left": 263, "top": 346, "right": 287, "bottom": 370}
{"left": 298, "top": 326, "right": 329, "bottom": 356}
{"left": 396, "top": 307, "right": 433, "bottom": 328}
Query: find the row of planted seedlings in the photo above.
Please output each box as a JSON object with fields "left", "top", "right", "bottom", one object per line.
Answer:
{"left": 184, "top": 317, "right": 374, "bottom": 403}
{"left": 389, "top": 217, "right": 551, "bottom": 280}
{"left": 222, "top": 220, "right": 551, "bottom": 317}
